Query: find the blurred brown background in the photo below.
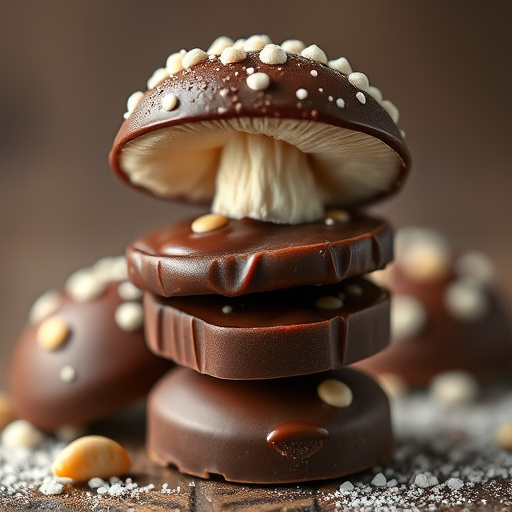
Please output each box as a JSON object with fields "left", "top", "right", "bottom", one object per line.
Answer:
{"left": 1, "top": 1, "right": 511, "bottom": 389}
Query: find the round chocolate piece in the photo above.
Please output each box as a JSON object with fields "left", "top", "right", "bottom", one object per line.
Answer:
{"left": 110, "top": 46, "right": 410, "bottom": 223}
{"left": 145, "top": 277, "right": 390, "bottom": 379}
{"left": 127, "top": 214, "right": 393, "bottom": 297}
{"left": 147, "top": 367, "right": 393, "bottom": 484}
{"left": 9, "top": 258, "right": 172, "bottom": 432}
{"left": 357, "top": 229, "right": 512, "bottom": 387}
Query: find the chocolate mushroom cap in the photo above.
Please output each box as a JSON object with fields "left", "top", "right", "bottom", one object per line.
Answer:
{"left": 110, "top": 50, "right": 410, "bottom": 224}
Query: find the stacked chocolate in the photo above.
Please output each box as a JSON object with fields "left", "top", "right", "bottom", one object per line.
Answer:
{"left": 110, "top": 35, "right": 410, "bottom": 483}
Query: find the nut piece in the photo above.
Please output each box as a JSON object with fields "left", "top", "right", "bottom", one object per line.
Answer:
{"left": 496, "top": 420, "right": 512, "bottom": 451}
{"left": 246, "top": 72, "right": 270, "bottom": 91}
{"left": 191, "top": 213, "right": 229, "bottom": 233}
{"left": 182, "top": 48, "right": 208, "bottom": 69}
{"left": 259, "top": 44, "right": 287, "bottom": 65}
{"left": 220, "top": 46, "right": 246, "bottom": 65}
{"left": 315, "top": 296, "right": 343, "bottom": 309}
{"left": 317, "top": 379, "right": 353, "bottom": 408}
{"left": 52, "top": 435, "right": 131, "bottom": 481}
{"left": 37, "top": 316, "right": 70, "bottom": 351}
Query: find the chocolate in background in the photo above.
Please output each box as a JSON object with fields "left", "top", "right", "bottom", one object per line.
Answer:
{"left": 1, "top": 1, "right": 511, "bottom": 389}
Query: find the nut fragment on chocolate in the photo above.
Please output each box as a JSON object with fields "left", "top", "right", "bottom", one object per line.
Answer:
{"left": 147, "top": 367, "right": 392, "bottom": 483}
{"left": 9, "top": 258, "right": 172, "bottom": 432}
{"left": 110, "top": 40, "right": 410, "bottom": 224}
{"left": 127, "top": 214, "right": 393, "bottom": 297}
{"left": 144, "top": 278, "right": 390, "bottom": 379}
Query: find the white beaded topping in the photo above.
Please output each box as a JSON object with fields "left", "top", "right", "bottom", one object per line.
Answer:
{"left": 124, "top": 91, "right": 143, "bottom": 119}
{"left": 220, "top": 46, "right": 246, "bottom": 65}
{"left": 348, "top": 72, "right": 370, "bottom": 92}
{"left": 207, "top": 36, "right": 234, "bottom": 55}
{"left": 259, "top": 44, "right": 287, "bottom": 65}
{"left": 166, "top": 50, "right": 186, "bottom": 75}
{"left": 182, "top": 48, "right": 208, "bottom": 69}
{"left": 328, "top": 57, "right": 353, "bottom": 75}
{"left": 115, "top": 302, "right": 144, "bottom": 332}
{"left": 243, "top": 34, "right": 272, "bottom": 51}
{"left": 161, "top": 93, "right": 178, "bottom": 111}
{"left": 146, "top": 67, "right": 169, "bottom": 90}
{"left": 300, "top": 44, "right": 328, "bottom": 64}
{"left": 280, "top": 39, "right": 306, "bottom": 54}
{"left": 246, "top": 72, "right": 270, "bottom": 91}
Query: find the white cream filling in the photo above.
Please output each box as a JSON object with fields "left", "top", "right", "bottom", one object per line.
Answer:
{"left": 120, "top": 117, "right": 401, "bottom": 224}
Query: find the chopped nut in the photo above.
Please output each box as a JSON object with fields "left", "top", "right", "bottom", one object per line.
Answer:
{"left": 317, "top": 379, "right": 353, "bottom": 408}
{"left": 37, "top": 316, "right": 70, "bottom": 351}
{"left": 115, "top": 302, "right": 144, "bottom": 332}
{"left": 161, "top": 93, "right": 178, "bottom": 111}
{"left": 52, "top": 435, "right": 131, "bottom": 481}
{"left": 246, "top": 72, "right": 270, "bottom": 91}
{"left": 182, "top": 48, "right": 208, "bottom": 69}
{"left": 220, "top": 47, "right": 246, "bottom": 65}
{"left": 300, "top": 44, "right": 328, "bottom": 64}
{"left": 496, "top": 420, "right": 512, "bottom": 451}
{"left": 191, "top": 214, "right": 229, "bottom": 233}
{"left": 259, "top": 44, "right": 287, "bottom": 65}
{"left": 315, "top": 295, "right": 343, "bottom": 309}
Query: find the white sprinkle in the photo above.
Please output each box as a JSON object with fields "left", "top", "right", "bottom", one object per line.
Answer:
{"left": 318, "top": 87, "right": 323, "bottom": 92}
{"left": 382, "top": 99, "right": 400, "bottom": 123}
{"left": 220, "top": 46, "right": 246, "bottom": 65}
{"left": 124, "top": 91, "right": 143, "bottom": 119}
{"left": 356, "top": 91, "right": 366, "bottom": 104}
{"left": 89, "top": 477, "right": 108, "bottom": 489}
{"left": 2, "top": 420, "right": 43, "bottom": 449}
{"left": 166, "top": 49, "right": 186, "bottom": 75}
{"left": 59, "top": 365, "right": 76, "bottom": 383}
{"left": 29, "top": 289, "right": 61, "bottom": 324}
{"left": 391, "top": 294, "right": 427, "bottom": 340}
{"left": 233, "top": 38, "right": 246, "bottom": 49}
{"left": 328, "top": 95, "right": 333, "bottom": 101}
{"left": 430, "top": 371, "right": 479, "bottom": 406}
{"left": 246, "top": 72, "right": 270, "bottom": 91}
{"left": 118, "top": 281, "right": 143, "bottom": 301}
{"left": 415, "top": 473, "right": 439, "bottom": 488}
{"left": 259, "top": 44, "right": 287, "bottom": 65}
{"left": 295, "top": 88, "right": 308, "bottom": 100}
{"left": 66, "top": 268, "right": 106, "bottom": 302}
{"left": 340, "top": 481, "right": 354, "bottom": 492}
{"left": 447, "top": 477, "right": 464, "bottom": 490}
{"left": 317, "top": 379, "right": 352, "bottom": 408}
{"left": 146, "top": 67, "right": 169, "bottom": 90}
{"left": 222, "top": 305, "right": 233, "bottom": 314}
{"left": 217, "top": 107, "right": 227, "bottom": 114}
{"left": 336, "top": 98, "right": 345, "bottom": 108}
{"left": 39, "top": 481, "right": 64, "bottom": 495}
{"left": 281, "top": 39, "right": 306, "bottom": 54}
{"left": 300, "top": 44, "right": 328, "bottom": 64}
{"left": 444, "top": 279, "right": 488, "bottom": 322}
{"left": 371, "top": 473, "right": 387, "bottom": 487}
{"left": 310, "top": 69, "right": 318, "bottom": 77}
{"left": 246, "top": 67, "right": 255, "bottom": 74}
{"left": 182, "top": 48, "right": 208, "bottom": 69}
{"left": 115, "top": 302, "right": 144, "bottom": 331}
{"left": 243, "top": 34, "right": 272, "bottom": 51}
{"left": 455, "top": 251, "right": 495, "bottom": 286}
{"left": 207, "top": 36, "right": 234, "bottom": 55}
{"left": 219, "top": 88, "right": 229, "bottom": 97}
{"left": 161, "top": 93, "right": 178, "bottom": 111}
{"left": 328, "top": 57, "right": 353, "bottom": 75}
{"left": 348, "top": 72, "right": 370, "bottom": 92}
{"left": 369, "top": 85, "right": 383, "bottom": 103}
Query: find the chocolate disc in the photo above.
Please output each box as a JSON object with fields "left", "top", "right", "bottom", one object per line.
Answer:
{"left": 9, "top": 258, "right": 172, "bottom": 432}
{"left": 147, "top": 367, "right": 392, "bottom": 484}
{"left": 127, "top": 214, "right": 393, "bottom": 297}
{"left": 145, "top": 277, "right": 390, "bottom": 379}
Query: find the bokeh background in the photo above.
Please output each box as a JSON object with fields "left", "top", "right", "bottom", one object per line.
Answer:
{"left": 1, "top": 1, "right": 511, "bottom": 389}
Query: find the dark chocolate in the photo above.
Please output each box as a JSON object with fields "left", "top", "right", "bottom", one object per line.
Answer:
{"left": 110, "top": 51, "right": 410, "bottom": 209}
{"left": 9, "top": 281, "right": 172, "bottom": 432}
{"left": 127, "top": 214, "right": 393, "bottom": 297}
{"left": 144, "top": 277, "right": 390, "bottom": 379}
{"left": 147, "top": 367, "right": 393, "bottom": 484}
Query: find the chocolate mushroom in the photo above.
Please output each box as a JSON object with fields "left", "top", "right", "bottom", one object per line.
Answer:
{"left": 110, "top": 36, "right": 410, "bottom": 224}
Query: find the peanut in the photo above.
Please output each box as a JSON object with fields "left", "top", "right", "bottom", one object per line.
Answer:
{"left": 317, "top": 379, "right": 353, "bottom": 408}
{"left": 191, "top": 214, "right": 229, "bottom": 234}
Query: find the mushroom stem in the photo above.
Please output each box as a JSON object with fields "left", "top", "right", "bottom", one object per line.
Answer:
{"left": 211, "top": 133, "right": 323, "bottom": 224}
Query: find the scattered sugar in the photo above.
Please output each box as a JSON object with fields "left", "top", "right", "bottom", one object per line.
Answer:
{"left": 447, "top": 477, "right": 464, "bottom": 490}
{"left": 39, "top": 480, "right": 64, "bottom": 495}
{"left": 371, "top": 472, "right": 387, "bottom": 487}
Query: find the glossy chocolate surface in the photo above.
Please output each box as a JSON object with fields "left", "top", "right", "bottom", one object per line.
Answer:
{"left": 145, "top": 277, "right": 390, "bottom": 379}
{"left": 9, "top": 282, "right": 172, "bottom": 432}
{"left": 110, "top": 51, "right": 410, "bottom": 208}
{"left": 147, "top": 367, "right": 392, "bottom": 484}
{"left": 128, "top": 214, "right": 393, "bottom": 297}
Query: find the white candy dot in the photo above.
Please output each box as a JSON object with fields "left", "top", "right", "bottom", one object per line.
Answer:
{"left": 328, "top": 57, "right": 353, "bottom": 75}
{"left": 29, "top": 289, "right": 61, "bottom": 324}
{"left": 243, "top": 35, "right": 272, "bottom": 51}
{"left": 66, "top": 269, "right": 107, "bottom": 302}
{"left": 207, "top": 36, "right": 234, "bottom": 55}
{"left": 368, "top": 86, "right": 383, "bottom": 103}
{"left": 161, "top": 93, "right": 178, "bottom": 111}
{"left": 280, "top": 39, "right": 306, "bottom": 54}
{"left": 222, "top": 305, "right": 233, "bottom": 314}
{"left": 430, "top": 371, "right": 479, "bottom": 406}
{"left": 391, "top": 295, "right": 427, "bottom": 340}
{"left": 60, "top": 366, "right": 77, "bottom": 383}
{"left": 259, "top": 44, "right": 287, "bottom": 65}
{"left": 315, "top": 295, "right": 343, "bottom": 309}
{"left": 336, "top": 98, "right": 345, "bottom": 108}
{"left": 455, "top": 251, "right": 495, "bottom": 286}
{"left": 2, "top": 420, "right": 43, "bottom": 449}
{"left": 117, "top": 281, "right": 143, "bottom": 301}
{"left": 300, "top": 44, "right": 328, "bottom": 64}
{"left": 382, "top": 99, "right": 400, "bottom": 123}
{"left": 182, "top": 48, "right": 208, "bottom": 69}
{"left": 295, "top": 88, "right": 308, "bottom": 100}
{"left": 246, "top": 72, "right": 270, "bottom": 91}
{"left": 371, "top": 473, "right": 387, "bottom": 487}
{"left": 115, "top": 302, "right": 144, "bottom": 332}
{"left": 220, "top": 46, "right": 246, "bottom": 65}
{"left": 146, "top": 67, "right": 169, "bottom": 90}
{"left": 166, "top": 50, "right": 186, "bottom": 75}
{"left": 444, "top": 279, "right": 489, "bottom": 322}
{"left": 317, "top": 379, "right": 353, "bottom": 408}
{"left": 356, "top": 91, "right": 366, "bottom": 104}
{"left": 310, "top": 70, "right": 318, "bottom": 77}
{"left": 124, "top": 91, "right": 143, "bottom": 119}
{"left": 348, "top": 72, "right": 370, "bottom": 92}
